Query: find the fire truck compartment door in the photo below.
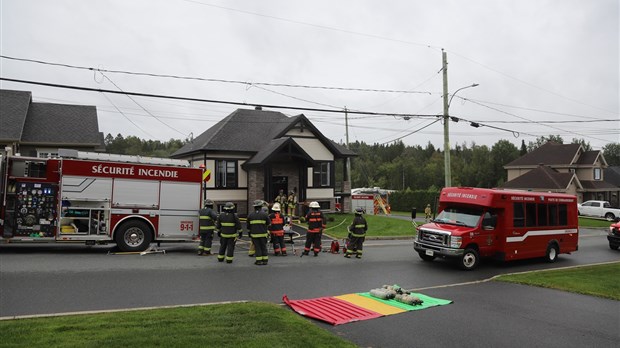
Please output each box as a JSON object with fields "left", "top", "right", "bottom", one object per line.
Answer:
{"left": 156, "top": 181, "right": 200, "bottom": 238}
{"left": 159, "top": 182, "right": 200, "bottom": 210}
{"left": 113, "top": 179, "right": 158, "bottom": 208}
{"left": 61, "top": 176, "right": 112, "bottom": 200}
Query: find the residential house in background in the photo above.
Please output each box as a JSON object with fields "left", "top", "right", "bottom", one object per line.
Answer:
{"left": 0, "top": 89, "right": 104, "bottom": 157}
{"left": 171, "top": 107, "right": 356, "bottom": 216}
{"left": 502, "top": 142, "right": 619, "bottom": 206}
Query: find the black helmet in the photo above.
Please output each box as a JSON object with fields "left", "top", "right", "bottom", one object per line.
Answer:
{"left": 204, "top": 199, "right": 214, "bottom": 207}
{"left": 253, "top": 199, "right": 263, "bottom": 208}
{"left": 355, "top": 208, "right": 364, "bottom": 215}
{"left": 223, "top": 202, "right": 235, "bottom": 211}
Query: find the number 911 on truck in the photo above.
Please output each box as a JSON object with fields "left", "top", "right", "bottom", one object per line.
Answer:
{"left": 414, "top": 187, "right": 579, "bottom": 270}
{"left": 0, "top": 148, "right": 204, "bottom": 252}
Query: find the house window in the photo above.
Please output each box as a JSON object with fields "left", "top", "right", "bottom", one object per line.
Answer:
{"left": 313, "top": 162, "right": 331, "bottom": 187}
{"left": 593, "top": 168, "right": 601, "bottom": 180}
{"left": 216, "top": 160, "right": 237, "bottom": 188}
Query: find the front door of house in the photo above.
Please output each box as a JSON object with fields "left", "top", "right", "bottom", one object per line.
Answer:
{"left": 272, "top": 176, "right": 288, "bottom": 202}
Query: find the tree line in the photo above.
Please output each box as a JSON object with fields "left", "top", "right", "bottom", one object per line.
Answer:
{"left": 103, "top": 133, "right": 619, "bottom": 191}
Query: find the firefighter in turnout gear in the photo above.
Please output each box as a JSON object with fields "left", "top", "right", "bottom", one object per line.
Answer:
{"left": 287, "top": 190, "right": 297, "bottom": 216}
{"left": 345, "top": 208, "right": 368, "bottom": 259}
{"left": 247, "top": 200, "right": 271, "bottom": 265}
{"left": 198, "top": 199, "right": 218, "bottom": 255}
{"left": 216, "top": 202, "right": 242, "bottom": 263}
{"left": 303, "top": 201, "right": 325, "bottom": 256}
{"left": 268, "top": 203, "right": 287, "bottom": 256}
{"left": 276, "top": 189, "right": 287, "bottom": 211}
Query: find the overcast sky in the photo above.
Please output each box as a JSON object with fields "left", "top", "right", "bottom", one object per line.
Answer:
{"left": 1, "top": 0, "right": 618, "bottom": 151}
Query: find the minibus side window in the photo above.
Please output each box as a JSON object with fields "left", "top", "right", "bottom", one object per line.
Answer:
{"left": 548, "top": 204, "right": 558, "bottom": 226}
{"left": 526, "top": 203, "right": 536, "bottom": 227}
{"left": 558, "top": 204, "right": 568, "bottom": 225}
{"left": 513, "top": 203, "right": 525, "bottom": 227}
{"left": 537, "top": 204, "right": 548, "bottom": 226}
{"left": 482, "top": 212, "right": 497, "bottom": 230}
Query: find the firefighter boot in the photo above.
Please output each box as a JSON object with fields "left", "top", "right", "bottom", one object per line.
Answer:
{"left": 197, "top": 250, "right": 203, "bottom": 256}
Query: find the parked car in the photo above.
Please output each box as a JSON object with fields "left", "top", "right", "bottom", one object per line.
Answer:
{"left": 577, "top": 200, "right": 620, "bottom": 221}
{"left": 608, "top": 218, "right": 620, "bottom": 250}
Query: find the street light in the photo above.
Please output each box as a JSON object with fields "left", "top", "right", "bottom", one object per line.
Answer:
{"left": 443, "top": 83, "right": 479, "bottom": 187}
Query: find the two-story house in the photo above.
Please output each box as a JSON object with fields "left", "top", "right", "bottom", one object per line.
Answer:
{"left": 502, "top": 142, "right": 619, "bottom": 205}
{"left": 170, "top": 107, "right": 356, "bottom": 216}
{"left": 0, "top": 89, "right": 104, "bottom": 156}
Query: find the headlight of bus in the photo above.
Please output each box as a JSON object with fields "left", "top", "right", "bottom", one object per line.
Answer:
{"left": 450, "top": 236, "right": 462, "bottom": 248}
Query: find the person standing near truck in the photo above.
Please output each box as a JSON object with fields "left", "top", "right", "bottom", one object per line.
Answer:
{"left": 303, "top": 201, "right": 325, "bottom": 256}
{"left": 345, "top": 208, "right": 368, "bottom": 259}
{"left": 268, "top": 203, "right": 287, "bottom": 256}
{"left": 216, "top": 202, "right": 242, "bottom": 263}
{"left": 247, "top": 200, "right": 271, "bottom": 265}
{"left": 198, "top": 199, "right": 218, "bottom": 255}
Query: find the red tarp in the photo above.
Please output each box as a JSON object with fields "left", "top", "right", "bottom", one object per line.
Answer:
{"left": 282, "top": 295, "right": 382, "bottom": 325}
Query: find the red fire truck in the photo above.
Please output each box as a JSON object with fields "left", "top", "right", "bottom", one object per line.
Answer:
{"left": 0, "top": 148, "right": 203, "bottom": 252}
{"left": 414, "top": 187, "right": 579, "bottom": 270}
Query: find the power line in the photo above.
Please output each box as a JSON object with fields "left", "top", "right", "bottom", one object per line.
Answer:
{"left": 0, "top": 77, "right": 439, "bottom": 118}
{"left": 0, "top": 55, "right": 437, "bottom": 95}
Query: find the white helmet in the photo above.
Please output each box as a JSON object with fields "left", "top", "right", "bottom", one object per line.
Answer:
{"left": 272, "top": 203, "right": 281, "bottom": 211}
{"left": 309, "top": 201, "right": 320, "bottom": 209}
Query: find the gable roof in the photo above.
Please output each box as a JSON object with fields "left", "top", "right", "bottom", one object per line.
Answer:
{"left": 575, "top": 150, "right": 607, "bottom": 166}
{"left": 501, "top": 165, "right": 580, "bottom": 190}
{"left": 172, "top": 108, "right": 357, "bottom": 158}
{"left": 0, "top": 89, "right": 31, "bottom": 142}
{"left": 0, "top": 89, "right": 102, "bottom": 147}
{"left": 505, "top": 142, "right": 582, "bottom": 167}
{"left": 243, "top": 137, "right": 314, "bottom": 168}
{"left": 20, "top": 102, "right": 101, "bottom": 145}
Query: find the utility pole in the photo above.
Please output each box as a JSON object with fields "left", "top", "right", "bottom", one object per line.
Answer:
{"left": 442, "top": 49, "right": 451, "bottom": 187}
{"left": 345, "top": 107, "right": 352, "bottom": 212}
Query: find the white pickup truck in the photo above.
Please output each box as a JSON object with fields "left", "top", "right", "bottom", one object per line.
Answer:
{"left": 577, "top": 200, "right": 620, "bottom": 221}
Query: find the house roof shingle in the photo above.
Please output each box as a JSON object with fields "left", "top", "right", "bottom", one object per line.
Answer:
{"left": 0, "top": 89, "right": 31, "bottom": 142}
{"left": 172, "top": 108, "right": 356, "bottom": 158}
{"left": 505, "top": 142, "right": 582, "bottom": 167}
{"left": 20, "top": 102, "right": 101, "bottom": 145}
{"left": 501, "top": 165, "right": 578, "bottom": 190}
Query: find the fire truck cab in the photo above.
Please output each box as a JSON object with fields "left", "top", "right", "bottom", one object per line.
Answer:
{"left": 0, "top": 148, "right": 203, "bottom": 252}
{"left": 414, "top": 187, "right": 579, "bottom": 270}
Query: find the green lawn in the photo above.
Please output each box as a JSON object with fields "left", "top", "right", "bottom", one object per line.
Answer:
{"left": 578, "top": 216, "right": 615, "bottom": 228}
{"left": 313, "top": 213, "right": 415, "bottom": 239}
{"left": 496, "top": 262, "right": 620, "bottom": 301}
{"left": 0, "top": 302, "right": 356, "bottom": 348}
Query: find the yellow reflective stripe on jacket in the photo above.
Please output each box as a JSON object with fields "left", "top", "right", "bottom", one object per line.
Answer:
{"left": 351, "top": 232, "right": 365, "bottom": 237}
{"left": 249, "top": 220, "right": 267, "bottom": 225}
{"left": 200, "top": 226, "right": 215, "bottom": 230}
{"left": 221, "top": 233, "right": 237, "bottom": 238}
{"left": 200, "top": 216, "right": 213, "bottom": 220}
{"left": 354, "top": 224, "right": 366, "bottom": 228}
{"left": 251, "top": 233, "right": 269, "bottom": 238}
{"left": 221, "top": 222, "right": 236, "bottom": 227}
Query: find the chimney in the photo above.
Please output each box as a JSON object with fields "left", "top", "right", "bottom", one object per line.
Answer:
{"left": 255, "top": 105, "right": 262, "bottom": 110}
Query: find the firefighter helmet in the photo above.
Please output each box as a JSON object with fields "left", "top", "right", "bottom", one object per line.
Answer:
{"left": 204, "top": 199, "right": 214, "bottom": 207}
{"left": 309, "top": 201, "right": 320, "bottom": 209}
{"left": 223, "top": 202, "right": 235, "bottom": 211}
{"left": 355, "top": 207, "right": 364, "bottom": 215}
{"left": 272, "top": 203, "right": 281, "bottom": 211}
{"left": 252, "top": 199, "right": 263, "bottom": 207}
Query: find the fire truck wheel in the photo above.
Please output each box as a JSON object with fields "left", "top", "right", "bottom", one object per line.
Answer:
{"left": 545, "top": 243, "right": 559, "bottom": 263}
{"left": 610, "top": 243, "right": 619, "bottom": 250}
{"left": 458, "top": 248, "right": 479, "bottom": 270}
{"left": 115, "top": 220, "right": 153, "bottom": 252}
{"left": 418, "top": 251, "right": 436, "bottom": 262}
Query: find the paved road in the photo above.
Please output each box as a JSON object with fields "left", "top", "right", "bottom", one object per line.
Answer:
{"left": 1, "top": 228, "right": 618, "bottom": 347}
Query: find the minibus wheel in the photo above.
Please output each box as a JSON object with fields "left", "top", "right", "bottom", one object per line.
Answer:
{"left": 459, "top": 248, "right": 479, "bottom": 270}
{"left": 545, "top": 243, "right": 559, "bottom": 263}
